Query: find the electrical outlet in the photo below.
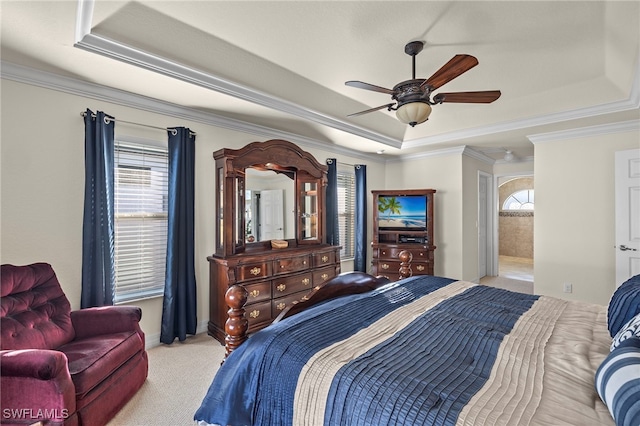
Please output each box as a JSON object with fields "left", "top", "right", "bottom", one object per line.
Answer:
{"left": 563, "top": 282, "right": 572, "bottom": 293}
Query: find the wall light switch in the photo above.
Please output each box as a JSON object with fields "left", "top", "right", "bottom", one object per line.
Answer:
{"left": 563, "top": 283, "right": 572, "bottom": 293}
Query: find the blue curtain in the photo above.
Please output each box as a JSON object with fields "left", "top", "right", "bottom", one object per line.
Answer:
{"left": 81, "top": 109, "right": 115, "bottom": 308}
{"left": 325, "top": 159, "right": 339, "bottom": 246}
{"left": 161, "top": 127, "right": 197, "bottom": 344}
{"left": 354, "top": 164, "right": 367, "bottom": 272}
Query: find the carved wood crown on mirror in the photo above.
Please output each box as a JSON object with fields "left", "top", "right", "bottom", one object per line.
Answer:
{"left": 207, "top": 139, "right": 341, "bottom": 354}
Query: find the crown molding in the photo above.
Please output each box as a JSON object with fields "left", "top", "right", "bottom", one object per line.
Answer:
{"left": 0, "top": 61, "right": 384, "bottom": 164}
{"left": 384, "top": 145, "right": 467, "bottom": 163}
{"left": 74, "top": 26, "right": 402, "bottom": 149}
{"left": 401, "top": 55, "right": 640, "bottom": 150}
{"left": 528, "top": 119, "right": 640, "bottom": 144}
{"left": 462, "top": 147, "right": 495, "bottom": 164}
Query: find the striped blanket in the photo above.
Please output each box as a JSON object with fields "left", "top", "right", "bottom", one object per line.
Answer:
{"left": 195, "top": 275, "right": 614, "bottom": 426}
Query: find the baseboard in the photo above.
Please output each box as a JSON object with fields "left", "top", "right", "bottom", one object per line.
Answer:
{"left": 144, "top": 320, "right": 209, "bottom": 350}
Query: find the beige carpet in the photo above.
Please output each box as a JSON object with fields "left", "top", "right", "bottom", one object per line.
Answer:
{"left": 108, "top": 333, "right": 225, "bottom": 426}
{"left": 479, "top": 275, "right": 534, "bottom": 294}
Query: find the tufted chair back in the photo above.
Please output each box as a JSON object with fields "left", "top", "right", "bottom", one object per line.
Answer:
{"left": 1, "top": 262, "right": 75, "bottom": 350}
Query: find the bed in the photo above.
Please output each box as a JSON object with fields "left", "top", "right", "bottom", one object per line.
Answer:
{"left": 195, "top": 271, "right": 640, "bottom": 426}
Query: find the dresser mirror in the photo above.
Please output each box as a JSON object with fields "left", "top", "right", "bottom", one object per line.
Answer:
{"left": 213, "top": 139, "right": 328, "bottom": 257}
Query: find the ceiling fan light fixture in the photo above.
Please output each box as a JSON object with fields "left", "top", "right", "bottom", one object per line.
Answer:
{"left": 395, "top": 101, "right": 432, "bottom": 127}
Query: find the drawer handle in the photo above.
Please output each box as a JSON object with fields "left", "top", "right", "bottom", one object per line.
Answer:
{"left": 249, "top": 289, "right": 260, "bottom": 298}
{"left": 276, "top": 302, "right": 286, "bottom": 311}
{"left": 321, "top": 255, "right": 328, "bottom": 263}
{"left": 302, "top": 278, "right": 310, "bottom": 285}
{"left": 381, "top": 251, "right": 386, "bottom": 255}
{"left": 381, "top": 263, "right": 389, "bottom": 270}
{"left": 303, "top": 260, "right": 307, "bottom": 265}
{"left": 416, "top": 265, "right": 425, "bottom": 271}
{"left": 321, "top": 273, "right": 329, "bottom": 280}
{"left": 250, "top": 267, "right": 261, "bottom": 276}
{"left": 277, "top": 284, "right": 286, "bottom": 292}
{"left": 249, "top": 310, "right": 260, "bottom": 319}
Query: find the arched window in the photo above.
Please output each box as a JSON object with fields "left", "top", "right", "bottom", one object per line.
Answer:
{"left": 503, "top": 189, "right": 534, "bottom": 210}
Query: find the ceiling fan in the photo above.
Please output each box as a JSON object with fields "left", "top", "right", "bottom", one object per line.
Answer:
{"left": 345, "top": 41, "right": 501, "bottom": 127}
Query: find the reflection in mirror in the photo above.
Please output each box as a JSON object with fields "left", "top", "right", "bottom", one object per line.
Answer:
{"left": 245, "top": 169, "right": 295, "bottom": 242}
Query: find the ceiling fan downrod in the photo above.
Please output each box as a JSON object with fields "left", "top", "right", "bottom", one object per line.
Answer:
{"left": 405, "top": 41, "right": 424, "bottom": 80}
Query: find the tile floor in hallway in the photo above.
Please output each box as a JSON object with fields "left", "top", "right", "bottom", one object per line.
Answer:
{"left": 499, "top": 255, "right": 533, "bottom": 282}
{"left": 479, "top": 255, "right": 534, "bottom": 294}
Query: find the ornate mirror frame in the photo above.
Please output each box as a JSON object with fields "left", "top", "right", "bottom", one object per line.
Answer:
{"left": 213, "top": 139, "right": 328, "bottom": 257}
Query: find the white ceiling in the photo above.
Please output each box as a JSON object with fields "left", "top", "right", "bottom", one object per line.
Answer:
{"left": 2, "top": 1, "right": 639, "bottom": 161}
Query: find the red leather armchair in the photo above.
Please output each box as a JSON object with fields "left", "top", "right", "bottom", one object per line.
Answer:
{"left": 1, "top": 263, "right": 148, "bottom": 426}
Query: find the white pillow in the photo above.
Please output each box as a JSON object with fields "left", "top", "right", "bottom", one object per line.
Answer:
{"left": 611, "top": 312, "right": 640, "bottom": 351}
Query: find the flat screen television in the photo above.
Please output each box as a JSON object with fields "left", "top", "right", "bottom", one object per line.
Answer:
{"left": 377, "top": 195, "right": 427, "bottom": 230}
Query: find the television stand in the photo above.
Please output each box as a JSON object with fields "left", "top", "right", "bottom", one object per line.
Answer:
{"left": 371, "top": 189, "right": 436, "bottom": 281}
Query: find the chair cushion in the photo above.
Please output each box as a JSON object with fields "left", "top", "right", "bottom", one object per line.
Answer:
{"left": 1, "top": 263, "right": 74, "bottom": 350}
{"left": 59, "top": 330, "right": 143, "bottom": 397}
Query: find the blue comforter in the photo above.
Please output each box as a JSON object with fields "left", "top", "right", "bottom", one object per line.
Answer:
{"left": 194, "top": 275, "right": 539, "bottom": 426}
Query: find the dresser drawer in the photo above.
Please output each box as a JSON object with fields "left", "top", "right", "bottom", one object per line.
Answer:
{"left": 374, "top": 260, "right": 432, "bottom": 278}
{"left": 272, "top": 291, "right": 311, "bottom": 315}
{"left": 376, "top": 260, "right": 400, "bottom": 275}
{"left": 243, "top": 281, "right": 272, "bottom": 303}
{"left": 312, "top": 251, "right": 335, "bottom": 267}
{"left": 272, "top": 272, "right": 313, "bottom": 297}
{"left": 274, "top": 254, "right": 311, "bottom": 275}
{"left": 236, "top": 261, "right": 271, "bottom": 281}
{"left": 245, "top": 300, "right": 272, "bottom": 330}
{"left": 377, "top": 247, "right": 429, "bottom": 261}
{"left": 313, "top": 266, "right": 336, "bottom": 285}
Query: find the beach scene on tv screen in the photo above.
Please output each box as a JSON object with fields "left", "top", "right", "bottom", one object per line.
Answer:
{"left": 378, "top": 196, "right": 427, "bottom": 229}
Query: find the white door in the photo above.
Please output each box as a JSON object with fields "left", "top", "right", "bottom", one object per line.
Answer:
{"left": 259, "top": 189, "right": 285, "bottom": 240}
{"left": 615, "top": 148, "right": 640, "bottom": 286}
{"left": 478, "top": 172, "right": 491, "bottom": 279}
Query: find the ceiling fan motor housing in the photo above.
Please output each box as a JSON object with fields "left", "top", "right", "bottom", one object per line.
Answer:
{"left": 392, "top": 79, "right": 436, "bottom": 107}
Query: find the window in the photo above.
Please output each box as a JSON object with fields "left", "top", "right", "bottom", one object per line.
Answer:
{"left": 337, "top": 170, "right": 355, "bottom": 259}
{"left": 503, "top": 189, "right": 534, "bottom": 210}
{"left": 114, "top": 140, "right": 168, "bottom": 303}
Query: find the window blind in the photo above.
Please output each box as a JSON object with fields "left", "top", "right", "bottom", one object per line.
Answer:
{"left": 114, "top": 141, "right": 168, "bottom": 303}
{"left": 337, "top": 171, "right": 355, "bottom": 259}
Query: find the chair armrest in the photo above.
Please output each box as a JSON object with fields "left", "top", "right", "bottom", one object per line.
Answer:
{"left": 0, "top": 350, "right": 76, "bottom": 423}
{"left": 1, "top": 349, "right": 68, "bottom": 379}
{"left": 71, "top": 306, "right": 143, "bottom": 340}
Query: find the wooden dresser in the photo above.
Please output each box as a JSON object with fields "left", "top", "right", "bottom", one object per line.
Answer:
{"left": 371, "top": 189, "right": 436, "bottom": 281}
{"left": 208, "top": 139, "right": 340, "bottom": 345}
{"left": 207, "top": 244, "right": 340, "bottom": 342}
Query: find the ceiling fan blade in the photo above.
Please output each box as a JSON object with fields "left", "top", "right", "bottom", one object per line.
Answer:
{"left": 347, "top": 103, "right": 396, "bottom": 117}
{"left": 345, "top": 81, "right": 395, "bottom": 95}
{"left": 422, "top": 54, "right": 479, "bottom": 90}
{"left": 433, "top": 90, "right": 501, "bottom": 103}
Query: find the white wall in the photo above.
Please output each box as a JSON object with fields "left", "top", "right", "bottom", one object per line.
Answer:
{"left": 384, "top": 153, "right": 463, "bottom": 279}
{"left": 533, "top": 128, "right": 640, "bottom": 305}
{"left": 0, "top": 79, "right": 385, "bottom": 346}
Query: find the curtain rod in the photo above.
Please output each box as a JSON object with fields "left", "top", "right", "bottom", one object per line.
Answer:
{"left": 327, "top": 159, "right": 356, "bottom": 167}
{"left": 80, "top": 112, "right": 196, "bottom": 136}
